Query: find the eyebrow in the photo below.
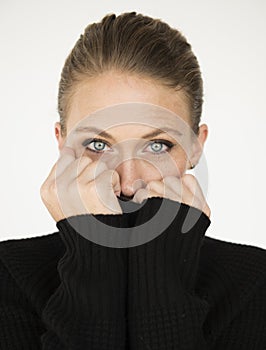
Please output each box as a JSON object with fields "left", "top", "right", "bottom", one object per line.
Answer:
{"left": 74, "top": 126, "right": 183, "bottom": 142}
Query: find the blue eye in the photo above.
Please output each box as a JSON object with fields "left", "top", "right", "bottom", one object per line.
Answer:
{"left": 82, "top": 138, "right": 111, "bottom": 153}
{"left": 82, "top": 138, "right": 175, "bottom": 155}
{"left": 145, "top": 140, "right": 174, "bottom": 155}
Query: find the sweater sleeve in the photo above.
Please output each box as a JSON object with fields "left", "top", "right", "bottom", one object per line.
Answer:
{"left": 127, "top": 197, "right": 211, "bottom": 350}
{"left": 41, "top": 212, "right": 130, "bottom": 350}
{"left": 0, "top": 257, "right": 45, "bottom": 349}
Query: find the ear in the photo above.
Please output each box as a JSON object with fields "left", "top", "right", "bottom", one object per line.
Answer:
{"left": 54, "top": 122, "right": 66, "bottom": 152}
{"left": 188, "top": 123, "right": 208, "bottom": 168}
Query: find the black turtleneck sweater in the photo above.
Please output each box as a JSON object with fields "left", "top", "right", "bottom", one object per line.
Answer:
{"left": 0, "top": 197, "right": 266, "bottom": 349}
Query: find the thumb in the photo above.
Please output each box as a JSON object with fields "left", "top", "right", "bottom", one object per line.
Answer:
{"left": 112, "top": 170, "right": 121, "bottom": 197}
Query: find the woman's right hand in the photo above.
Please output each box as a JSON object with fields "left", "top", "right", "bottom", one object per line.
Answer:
{"left": 40, "top": 146, "right": 122, "bottom": 222}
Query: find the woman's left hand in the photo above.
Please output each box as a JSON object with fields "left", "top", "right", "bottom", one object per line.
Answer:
{"left": 132, "top": 174, "right": 211, "bottom": 219}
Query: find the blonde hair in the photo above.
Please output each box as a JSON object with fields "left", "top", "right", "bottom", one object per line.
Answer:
{"left": 58, "top": 11, "right": 204, "bottom": 137}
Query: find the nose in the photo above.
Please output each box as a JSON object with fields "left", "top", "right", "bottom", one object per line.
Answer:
{"left": 115, "top": 159, "right": 146, "bottom": 198}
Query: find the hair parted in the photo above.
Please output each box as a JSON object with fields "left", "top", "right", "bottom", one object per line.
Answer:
{"left": 58, "top": 11, "right": 203, "bottom": 137}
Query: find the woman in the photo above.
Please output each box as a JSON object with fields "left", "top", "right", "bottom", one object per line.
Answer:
{"left": 1, "top": 11, "right": 266, "bottom": 349}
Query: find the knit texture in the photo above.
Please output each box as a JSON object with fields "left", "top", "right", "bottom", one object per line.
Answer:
{"left": 0, "top": 197, "right": 266, "bottom": 349}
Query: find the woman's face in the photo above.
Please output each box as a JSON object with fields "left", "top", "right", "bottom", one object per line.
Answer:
{"left": 55, "top": 71, "right": 208, "bottom": 199}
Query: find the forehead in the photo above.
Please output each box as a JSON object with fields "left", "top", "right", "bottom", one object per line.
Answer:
{"left": 66, "top": 72, "right": 191, "bottom": 133}
{"left": 65, "top": 103, "right": 193, "bottom": 148}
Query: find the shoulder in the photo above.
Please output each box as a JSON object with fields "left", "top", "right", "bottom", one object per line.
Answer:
{"left": 0, "top": 230, "right": 64, "bottom": 255}
{"left": 0, "top": 231, "right": 65, "bottom": 314}
{"left": 0, "top": 231, "right": 65, "bottom": 263}
{"left": 199, "top": 235, "right": 266, "bottom": 284}
{"left": 198, "top": 235, "right": 266, "bottom": 295}
{"left": 197, "top": 235, "right": 266, "bottom": 338}
{"left": 0, "top": 231, "right": 65, "bottom": 278}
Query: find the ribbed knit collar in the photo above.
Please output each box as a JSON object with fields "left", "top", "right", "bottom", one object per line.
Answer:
{"left": 0, "top": 197, "right": 266, "bottom": 346}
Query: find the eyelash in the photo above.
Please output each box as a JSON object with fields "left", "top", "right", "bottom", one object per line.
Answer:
{"left": 82, "top": 138, "right": 176, "bottom": 156}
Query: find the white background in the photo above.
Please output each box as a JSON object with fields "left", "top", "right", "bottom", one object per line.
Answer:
{"left": 0, "top": 0, "right": 265, "bottom": 248}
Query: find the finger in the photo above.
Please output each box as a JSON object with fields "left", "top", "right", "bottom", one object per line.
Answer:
{"left": 95, "top": 169, "right": 121, "bottom": 194}
{"left": 112, "top": 170, "right": 122, "bottom": 196}
{"left": 78, "top": 160, "right": 108, "bottom": 184}
{"left": 60, "top": 146, "right": 76, "bottom": 157}
{"left": 146, "top": 180, "right": 164, "bottom": 193}
{"left": 40, "top": 162, "right": 58, "bottom": 191}
{"left": 71, "top": 156, "right": 94, "bottom": 181}
{"left": 163, "top": 175, "right": 202, "bottom": 207}
{"left": 56, "top": 146, "right": 77, "bottom": 178}
{"left": 181, "top": 174, "right": 205, "bottom": 203}
{"left": 147, "top": 179, "right": 180, "bottom": 202}
{"left": 93, "top": 169, "right": 122, "bottom": 214}
{"left": 132, "top": 187, "right": 162, "bottom": 204}
{"left": 181, "top": 174, "right": 210, "bottom": 216}
{"left": 162, "top": 176, "right": 183, "bottom": 196}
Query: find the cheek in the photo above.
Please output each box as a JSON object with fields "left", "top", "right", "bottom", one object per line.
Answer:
{"left": 157, "top": 148, "right": 187, "bottom": 178}
{"left": 139, "top": 149, "right": 187, "bottom": 180}
{"left": 171, "top": 148, "right": 188, "bottom": 176}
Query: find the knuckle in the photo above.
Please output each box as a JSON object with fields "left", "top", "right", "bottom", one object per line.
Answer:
{"left": 183, "top": 173, "right": 195, "bottom": 181}
{"left": 147, "top": 179, "right": 160, "bottom": 187}
{"left": 164, "top": 175, "right": 177, "bottom": 181}
{"left": 40, "top": 181, "right": 52, "bottom": 194}
{"left": 49, "top": 181, "right": 59, "bottom": 194}
{"left": 81, "top": 180, "right": 94, "bottom": 195}
{"left": 163, "top": 176, "right": 179, "bottom": 186}
{"left": 111, "top": 169, "right": 120, "bottom": 181}
{"left": 40, "top": 185, "right": 48, "bottom": 199}
{"left": 40, "top": 182, "right": 48, "bottom": 193}
{"left": 40, "top": 181, "right": 57, "bottom": 202}
{"left": 182, "top": 174, "right": 199, "bottom": 192}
